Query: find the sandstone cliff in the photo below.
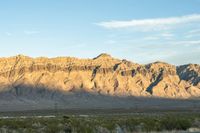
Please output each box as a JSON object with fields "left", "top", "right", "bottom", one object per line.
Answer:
{"left": 0, "top": 53, "right": 199, "bottom": 100}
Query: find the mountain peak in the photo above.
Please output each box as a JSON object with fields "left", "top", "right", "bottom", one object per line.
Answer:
{"left": 15, "top": 54, "right": 29, "bottom": 59}
{"left": 93, "top": 53, "right": 113, "bottom": 60}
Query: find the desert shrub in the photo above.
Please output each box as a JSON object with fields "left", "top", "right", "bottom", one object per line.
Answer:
{"left": 0, "top": 113, "right": 198, "bottom": 133}
{"left": 160, "top": 116, "right": 192, "bottom": 131}
{"left": 45, "top": 123, "right": 61, "bottom": 133}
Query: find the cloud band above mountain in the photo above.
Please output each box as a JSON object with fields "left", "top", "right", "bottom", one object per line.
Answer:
{"left": 96, "top": 14, "right": 200, "bottom": 30}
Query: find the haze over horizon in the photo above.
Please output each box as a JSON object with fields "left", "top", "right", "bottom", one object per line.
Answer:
{"left": 0, "top": 0, "right": 200, "bottom": 65}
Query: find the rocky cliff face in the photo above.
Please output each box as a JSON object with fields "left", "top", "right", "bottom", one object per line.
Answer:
{"left": 0, "top": 54, "right": 199, "bottom": 100}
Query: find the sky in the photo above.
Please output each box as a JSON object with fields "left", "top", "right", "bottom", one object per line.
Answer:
{"left": 0, "top": 0, "right": 200, "bottom": 65}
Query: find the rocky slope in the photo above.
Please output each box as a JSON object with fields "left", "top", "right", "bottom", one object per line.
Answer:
{"left": 0, "top": 53, "right": 199, "bottom": 100}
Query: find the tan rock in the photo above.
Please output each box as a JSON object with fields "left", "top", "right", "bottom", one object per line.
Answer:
{"left": 0, "top": 54, "right": 199, "bottom": 99}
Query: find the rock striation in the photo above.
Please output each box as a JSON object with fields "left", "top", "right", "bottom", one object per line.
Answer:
{"left": 0, "top": 54, "right": 199, "bottom": 100}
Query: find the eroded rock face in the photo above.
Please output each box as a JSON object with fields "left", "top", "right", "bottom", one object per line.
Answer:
{"left": 0, "top": 54, "right": 199, "bottom": 99}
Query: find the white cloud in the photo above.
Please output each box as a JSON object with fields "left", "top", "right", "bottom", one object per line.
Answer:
{"left": 143, "top": 36, "right": 159, "bottom": 41}
{"left": 96, "top": 14, "right": 200, "bottom": 31}
{"left": 160, "top": 33, "right": 174, "bottom": 38}
{"left": 185, "top": 28, "right": 200, "bottom": 38}
{"left": 170, "top": 40, "right": 200, "bottom": 46}
{"left": 105, "top": 40, "right": 117, "bottom": 44}
{"left": 188, "top": 29, "right": 200, "bottom": 34}
{"left": 185, "top": 33, "right": 200, "bottom": 38}
{"left": 143, "top": 32, "right": 174, "bottom": 41}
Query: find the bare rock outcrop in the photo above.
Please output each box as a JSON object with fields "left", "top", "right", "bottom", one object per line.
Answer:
{"left": 0, "top": 54, "right": 199, "bottom": 99}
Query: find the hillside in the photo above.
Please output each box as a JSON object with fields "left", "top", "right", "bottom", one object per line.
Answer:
{"left": 0, "top": 54, "right": 199, "bottom": 111}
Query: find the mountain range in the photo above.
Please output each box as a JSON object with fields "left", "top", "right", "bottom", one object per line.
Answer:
{"left": 0, "top": 54, "right": 199, "bottom": 111}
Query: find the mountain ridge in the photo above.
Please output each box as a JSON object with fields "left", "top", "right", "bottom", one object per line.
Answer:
{"left": 0, "top": 53, "right": 199, "bottom": 100}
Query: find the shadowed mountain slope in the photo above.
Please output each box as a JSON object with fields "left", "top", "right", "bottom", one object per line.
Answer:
{"left": 0, "top": 54, "right": 199, "bottom": 111}
{"left": 0, "top": 54, "right": 199, "bottom": 98}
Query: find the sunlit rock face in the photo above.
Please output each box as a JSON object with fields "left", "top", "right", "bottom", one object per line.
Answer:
{"left": 0, "top": 54, "right": 199, "bottom": 99}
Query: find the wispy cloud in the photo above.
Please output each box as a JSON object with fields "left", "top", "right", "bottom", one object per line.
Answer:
{"left": 185, "top": 33, "right": 200, "bottom": 39}
{"left": 143, "top": 32, "right": 174, "bottom": 41}
{"left": 95, "top": 14, "right": 200, "bottom": 65}
{"left": 173, "top": 40, "right": 200, "bottom": 46}
{"left": 188, "top": 29, "right": 200, "bottom": 34}
{"left": 143, "top": 36, "right": 159, "bottom": 41}
{"left": 96, "top": 14, "right": 200, "bottom": 31}
{"left": 105, "top": 40, "right": 117, "bottom": 44}
{"left": 160, "top": 33, "right": 174, "bottom": 38}
{"left": 185, "top": 28, "right": 200, "bottom": 38}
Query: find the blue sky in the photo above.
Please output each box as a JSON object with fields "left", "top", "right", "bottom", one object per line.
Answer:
{"left": 0, "top": 0, "right": 200, "bottom": 65}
